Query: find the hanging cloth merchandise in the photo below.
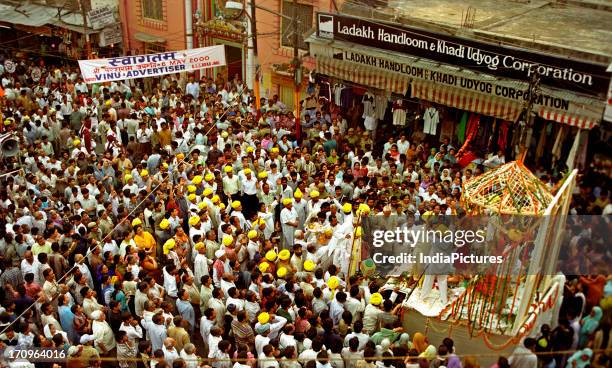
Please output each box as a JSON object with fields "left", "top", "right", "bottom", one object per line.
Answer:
{"left": 457, "top": 111, "right": 468, "bottom": 144}
{"left": 375, "top": 92, "right": 390, "bottom": 120}
{"left": 576, "top": 129, "right": 589, "bottom": 170}
{"left": 392, "top": 100, "right": 407, "bottom": 126}
{"left": 423, "top": 107, "right": 440, "bottom": 135}
{"left": 333, "top": 83, "right": 343, "bottom": 106}
{"left": 362, "top": 92, "right": 376, "bottom": 119}
{"left": 535, "top": 122, "right": 549, "bottom": 162}
{"left": 465, "top": 113, "right": 480, "bottom": 142}
{"left": 497, "top": 121, "right": 510, "bottom": 151}
{"left": 566, "top": 128, "right": 581, "bottom": 171}
{"left": 551, "top": 125, "right": 568, "bottom": 163}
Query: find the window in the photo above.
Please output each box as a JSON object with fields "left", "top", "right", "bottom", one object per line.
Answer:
{"left": 143, "top": 0, "right": 164, "bottom": 21}
{"left": 281, "top": 1, "right": 313, "bottom": 50}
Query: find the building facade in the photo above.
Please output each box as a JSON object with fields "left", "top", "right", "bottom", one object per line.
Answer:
{"left": 119, "top": 0, "right": 189, "bottom": 55}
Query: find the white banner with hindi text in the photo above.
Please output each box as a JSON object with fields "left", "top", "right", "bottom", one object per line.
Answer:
{"left": 78, "top": 45, "right": 226, "bottom": 84}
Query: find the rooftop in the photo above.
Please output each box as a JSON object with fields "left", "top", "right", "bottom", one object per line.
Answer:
{"left": 341, "top": 0, "right": 612, "bottom": 63}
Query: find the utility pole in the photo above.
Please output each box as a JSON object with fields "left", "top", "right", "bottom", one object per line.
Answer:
{"left": 80, "top": 0, "right": 92, "bottom": 59}
{"left": 292, "top": 0, "right": 302, "bottom": 141}
{"left": 250, "top": 0, "right": 261, "bottom": 110}
{"left": 518, "top": 72, "right": 540, "bottom": 161}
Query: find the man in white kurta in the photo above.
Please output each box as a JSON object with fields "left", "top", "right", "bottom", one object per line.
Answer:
{"left": 328, "top": 204, "right": 354, "bottom": 276}
{"left": 292, "top": 194, "right": 308, "bottom": 231}
{"left": 280, "top": 198, "right": 298, "bottom": 249}
{"left": 193, "top": 243, "right": 211, "bottom": 286}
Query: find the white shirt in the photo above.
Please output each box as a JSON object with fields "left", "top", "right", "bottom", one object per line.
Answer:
{"left": 163, "top": 267, "right": 178, "bottom": 298}
{"left": 241, "top": 176, "right": 258, "bottom": 195}
{"left": 118, "top": 323, "right": 143, "bottom": 344}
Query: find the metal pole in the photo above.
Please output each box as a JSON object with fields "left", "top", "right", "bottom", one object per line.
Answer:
{"left": 81, "top": 0, "right": 92, "bottom": 59}
{"left": 250, "top": 0, "right": 260, "bottom": 110}
{"left": 292, "top": 0, "right": 301, "bottom": 141}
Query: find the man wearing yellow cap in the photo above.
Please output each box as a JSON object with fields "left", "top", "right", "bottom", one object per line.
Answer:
{"left": 203, "top": 172, "right": 217, "bottom": 193}
{"left": 327, "top": 202, "right": 355, "bottom": 277}
{"left": 292, "top": 188, "right": 308, "bottom": 231}
{"left": 230, "top": 200, "right": 247, "bottom": 230}
{"left": 363, "top": 292, "right": 386, "bottom": 334}
{"left": 222, "top": 164, "right": 240, "bottom": 203}
{"left": 280, "top": 197, "right": 298, "bottom": 249}
{"left": 305, "top": 189, "right": 323, "bottom": 224}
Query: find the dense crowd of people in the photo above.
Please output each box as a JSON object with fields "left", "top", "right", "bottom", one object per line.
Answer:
{"left": 0, "top": 57, "right": 609, "bottom": 368}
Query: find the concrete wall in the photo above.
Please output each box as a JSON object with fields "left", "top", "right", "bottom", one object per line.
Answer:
{"left": 119, "top": 0, "right": 187, "bottom": 54}
{"left": 253, "top": 0, "right": 334, "bottom": 97}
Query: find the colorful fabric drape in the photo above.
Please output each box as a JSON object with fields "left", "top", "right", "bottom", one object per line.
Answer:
{"left": 457, "top": 112, "right": 468, "bottom": 144}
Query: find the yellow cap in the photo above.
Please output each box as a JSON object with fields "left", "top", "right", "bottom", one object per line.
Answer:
{"left": 278, "top": 249, "right": 290, "bottom": 261}
{"left": 342, "top": 203, "right": 353, "bottom": 213}
{"left": 188, "top": 216, "right": 200, "bottom": 226}
{"left": 73, "top": 139, "right": 81, "bottom": 146}
{"left": 222, "top": 235, "right": 234, "bottom": 246}
{"left": 188, "top": 193, "right": 197, "bottom": 201}
{"left": 140, "top": 169, "right": 148, "bottom": 177}
{"left": 177, "top": 153, "right": 185, "bottom": 160}
{"left": 198, "top": 201, "right": 207, "bottom": 209}
{"left": 277, "top": 267, "right": 287, "bottom": 278}
{"left": 219, "top": 203, "right": 226, "bottom": 210}
{"left": 324, "top": 228, "right": 333, "bottom": 236}
{"left": 221, "top": 131, "right": 229, "bottom": 138}
{"left": 224, "top": 165, "right": 233, "bottom": 173}
{"left": 258, "top": 262, "right": 269, "bottom": 273}
{"left": 205, "top": 173, "right": 214, "bottom": 182}
{"left": 248, "top": 230, "right": 258, "bottom": 239}
{"left": 271, "top": 147, "right": 279, "bottom": 153}
{"left": 211, "top": 195, "right": 220, "bottom": 204}
{"left": 258, "top": 171, "right": 268, "bottom": 179}
{"left": 159, "top": 219, "right": 170, "bottom": 230}
{"left": 304, "top": 260, "right": 315, "bottom": 272}
{"left": 310, "top": 190, "right": 320, "bottom": 198}
{"left": 258, "top": 312, "right": 270, "bottom": 325}
{"left": 246, "top": 146, "right": 254, "bottom": 153}
{"left": 124, "top": 174, "right": 133, "bottom": 182}
{"left": 294, "top": 188, "right": 303, "bottom": 199}
{"left": 359, "top": 203, "right": 371, "bottom": 213}
{"left": 192, "top": 175, "right": 202, "bottom": 185}
{"left": 328, "top": 276, "right": 340, "bottom": 289}
{"left": 355, "top": 226, "right": 362, "bottom": 238}
{"left": 105, "top": 100, "right": 111, "bottom": 107}
{"left": 282, "top": 198, "right": 292, "bottom": 206}
{"left": 370, "top": 292, "right": 383, "bottom": 305}
{"left": 131, "top": 218, "right": 142, "bottom": 227}
{"left": 195, "top": 242, "right": 205, "bottom": 250}
{"left": 162, "top": 163, "right": 169, "bottom": 169}
{"left": 231, "top": 200, "right": 241, "bottom": 209}
{"left": 265, "top": 250, "right": 277, "bottom": 262}
{"left": 164, "top": 238, "right": 176, "bottom": 248}
{"left": 252, "top": 218, "right": 264, "bottom": 228}
{"left": 203, "top": 188, "right": 213, "bottom": 196}
{"left": 244, "top": 168, "right": 252, "bottom": 175}
{"left": 187, "top": 185, "right": 197, "bottom": 193}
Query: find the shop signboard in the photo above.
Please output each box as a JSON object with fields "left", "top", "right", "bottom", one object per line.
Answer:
{"left": 316, "top": 12, "right": 608, "bottom": 98}
{"left": 89, "top": 6, "right": 115, "bottom": 30}
{"left": 99, "top": 24, "right": 123, "bottom": 47}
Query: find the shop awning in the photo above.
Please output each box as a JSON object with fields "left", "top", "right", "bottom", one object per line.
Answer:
{"left": 309, "top": 36, "right": 604, "bottom": 129}
{"left": 0, "top": 4, "right": 54, "bottom": 27}
{"left": 316, "top": 57, "right": 409, "bottom": 95}
{"left": 412, "top": 79, "right": 522, "bottom": 121}
{"left": 134, "top": 32, "right": 166, "bottom": 43}
{"left": 537, "top": 107, "right": 599, "bottom": 130}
